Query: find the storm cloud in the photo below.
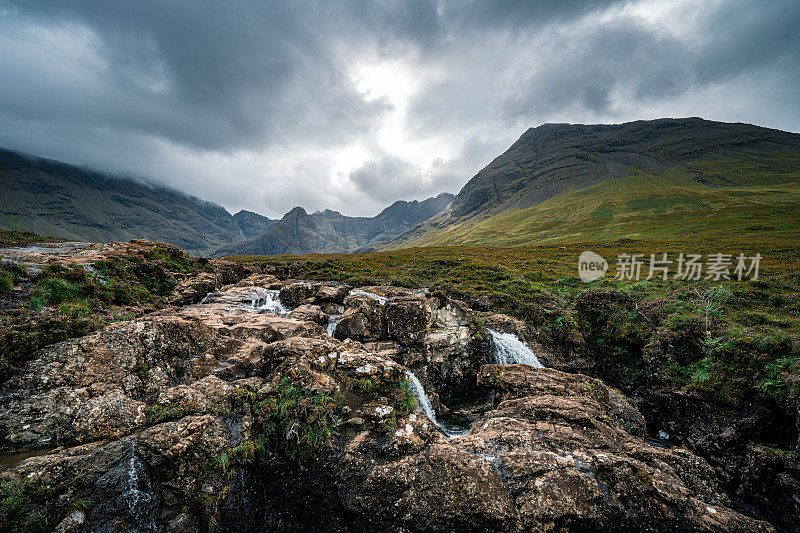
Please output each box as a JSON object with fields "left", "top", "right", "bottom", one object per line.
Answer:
{"left": 0, "top": 0, "right": 798, "bottom": 217}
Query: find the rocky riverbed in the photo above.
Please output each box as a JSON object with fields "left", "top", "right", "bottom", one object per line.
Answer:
{"left": 0, "top": 241, "right": 787, "bottom": 531}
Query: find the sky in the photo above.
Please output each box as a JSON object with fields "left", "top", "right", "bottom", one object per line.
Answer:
{"left": 0, "top": 0, "right": 798, "bottom": 218}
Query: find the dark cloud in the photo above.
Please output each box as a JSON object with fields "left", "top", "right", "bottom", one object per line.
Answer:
{"left": 0, "top": 0, "right": 798, "bottom": 217}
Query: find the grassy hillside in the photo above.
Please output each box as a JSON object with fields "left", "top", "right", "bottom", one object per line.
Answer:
{"left": 392, "top": 119, "right": 800, "bottom": 248}
{"left": 0, "top": 148, "right": 247, "bottom": 255}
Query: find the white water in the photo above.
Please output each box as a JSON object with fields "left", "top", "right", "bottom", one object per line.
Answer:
{"left": 405, "top": 370, "right": 468, "bottom": 438}
{"left": 198, "top": 291, "right": 215, "bottom": 305}
{"left": 325, "top": 314, "right": 340, "bottom": 336}
{"left": 125, "top": 441, "right": 155, "bottom": 530}
{"left": 350, "top": 289, "right": 388, "bottom": 305}
{"left": 489, "top": 329, "right": 543, "bottom": 367}
{"left": 250, "top": 289, "right": 292, "bottom": 317}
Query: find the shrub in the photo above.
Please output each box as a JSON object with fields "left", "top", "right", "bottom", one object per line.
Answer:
{"left": 392, "top": 380, "right": 417, "bottom": 415}
{"left": 255, "top": 378, "right": 337, "bottom": 460}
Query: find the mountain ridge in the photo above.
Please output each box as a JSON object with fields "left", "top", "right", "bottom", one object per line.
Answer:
{"left": 389, "top": 117, "right": 800, "bottom": 248}
{"left": 0, "top": 147, "right": 453, "bottom": 256}
{"left": 213, "top": 192, "right": 454, "bottom": 256}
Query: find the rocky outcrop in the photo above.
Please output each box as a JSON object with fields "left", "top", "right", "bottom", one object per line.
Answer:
{"left": 385, "top": 297, "right": 429, "bottom": 345}
{"left": 279, "top": 281, "right": 320, "bottom": 307}
{"left": 335, "top": 294, "right": 386, "bottom": 342}
{"left": 0, "top": 263, "right": 780, "bottom": 532}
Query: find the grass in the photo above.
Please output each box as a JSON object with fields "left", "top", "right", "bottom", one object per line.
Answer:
{"left": 391, "top": 162, "right": 800, "bottom": 248}
{"left": 254, "top": 378, "right": 338, "bottom": 461}
{"left": 0, "top": 229, "right": 63, "bottom": 248}
{"left": 145, "top": 404, "right": 190, "bottom": 424}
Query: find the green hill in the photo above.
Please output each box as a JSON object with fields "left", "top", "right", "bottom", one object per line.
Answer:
{"left": 392, "top": 118, "right": 800, "bottom": 247}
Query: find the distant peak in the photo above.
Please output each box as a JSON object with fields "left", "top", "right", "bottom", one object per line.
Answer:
{"left": 314, "top": 208, "right": 343, "bottom": 217}
{"left": 283, "top": 206, "right": 308, "bottom": 218}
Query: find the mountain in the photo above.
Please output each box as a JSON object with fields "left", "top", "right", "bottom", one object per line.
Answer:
{"left": 0, "top": 148, "right": 247, "bottom": 255}
{"left": 214, "top": 193, "right": 454, "bottom": 256}
{"left": 391, "top": 117, "right": 800, "bottom": 247}
{"left": 233, "top": 210, "right": 278, "bottom": 239}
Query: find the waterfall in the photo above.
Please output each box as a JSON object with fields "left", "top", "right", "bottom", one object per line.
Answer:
{"left": 198, "top": 291, "right": 215, "bottom": 305}
{"left": 125, "top": 441, "right": 156, "bottom": 530}
{"left": 325, "top": 314, "right": 340, "bottom": 336}
{"left": 249, "top": 289, "right": 291, "bottom": 317}
{"left": 350, "top": 289, "right": 387, "bottom": 305}
{"left": 489, "top": 329, "right": 543, "bottom": 367}
{"left": 405, "top": 370, "right": 467, "bottom": 438}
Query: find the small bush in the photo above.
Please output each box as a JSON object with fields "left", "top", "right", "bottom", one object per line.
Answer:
{"left": 255, "top": 378, "right": 337, "bottom": 460}
{"left": 393, "top": 380, "right": 417, "bottom": 415}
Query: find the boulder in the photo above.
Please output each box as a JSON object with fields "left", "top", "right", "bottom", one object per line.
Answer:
{"left": 384, "top": 297, "right": 430, "bottom": 345}
{"left": 290, "top": 304, "right": 328, "bottom": 325}
{"left": 314, "top": 284, "right": 351, "bottom": 304}
{"left": 279, "top": 281, "right": 320, "bottom": 307}
{"left": 335, "top": 295, "right": 385, "bottom": 342}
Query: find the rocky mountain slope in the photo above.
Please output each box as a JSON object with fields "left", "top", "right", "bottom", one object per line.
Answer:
{"left": 0, "top": 240, "right": 783, "bottom": 532}
{"left": 214, "top": 193, "right": 454, "bottom": 256}
{"left": 232, "top": 210, "right": 278, "bottom": 239}
{"left": 0, "top": 149, "right": 249, "bottom": 256}
{"left": 392, "top": 118, "right": 800, "bottom": 247}
{"left": 0, "top": 147, "right": 452, "bottom": 257}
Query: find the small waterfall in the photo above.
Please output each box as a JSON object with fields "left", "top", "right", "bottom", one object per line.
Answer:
{"left": 249, "top": 289, "right": 291, "bottom": 317}
{"left": 350, "top": 289, "right": 388, "bottom": 305}
{"left": 405, "top": 370, "right": 467, "bottom": 438}
{"left": 125, "top": 441, "right": 156, "bottom": 530}
{"left": 325, "top": 314, "right": 340, "bottom": 336}
{"left": 489, "top": 329, "right": 543, "bottom": 367}
{"left": 198, "top": 291, "right": 215, "bottom": 305}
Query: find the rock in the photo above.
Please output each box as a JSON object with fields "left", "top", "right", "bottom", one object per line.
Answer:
{"left": 290, "top": 304, "right": 328, "bottom": 325}
{"left": 428, "top": 296, "right": 472, "bottom": 328}
{"left": 421, "top": 323, "right": 491, "bottom": 401}
{"left": 335, "top": 295, "right": 385, "bottom": 342}
{"left": 466, "top": 364, "right": 773, "bottom": 532}
{"left": 234, "top": 273, "right": 280, "bottom": 287}
{"left": 279, "top": 281, "right": 320, "bottom": 307}
{"left": 314, "top": 284, "right": 351, "bottom": 304}
{"left": 0, "top": 315, "right": 218, "bottom": 447}
{"left": 177, "top": 303, "right": 323, "bottom": 342}
{"left": 70, "top": 389, "right": 147, "bottom": 443}
{"left": 384, "top": 297, "right": 430, "bottom": 345}
{"left": 168, "top": 272, "right": 217, "bottom": 306}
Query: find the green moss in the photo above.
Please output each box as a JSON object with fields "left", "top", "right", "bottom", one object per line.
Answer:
{"left": 145, "top": 404, "right": 189, "bottom": 424}
{"left": 213, "top": 437, "right": 266, "bottom": 472}
{"left": 351, "top": 378, "right": 379, "bottom": 393}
